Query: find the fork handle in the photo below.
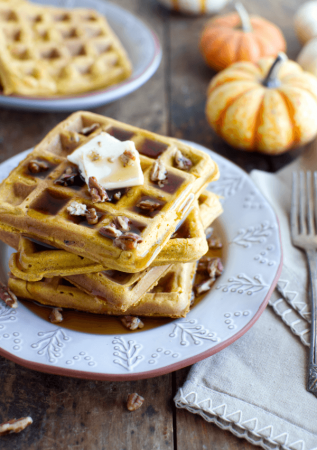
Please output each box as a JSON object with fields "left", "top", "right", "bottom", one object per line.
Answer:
{"left": 306, "top": 249, "right": 317, "bottom": 395}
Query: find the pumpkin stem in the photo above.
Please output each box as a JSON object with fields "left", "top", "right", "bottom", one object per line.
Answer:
{"left": 235, "top": 3, "right": 252, "bottom": 33}
{"left": 262, "top": 53, "right": 287, "bottom": 88}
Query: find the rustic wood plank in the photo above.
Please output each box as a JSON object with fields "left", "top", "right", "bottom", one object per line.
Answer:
{"left": 0, "top": 358, "right": 173, "bottom": 450}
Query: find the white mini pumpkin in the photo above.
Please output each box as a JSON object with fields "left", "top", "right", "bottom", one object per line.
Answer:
{"left": 157, "top": 0, "right": 229, "bottom": 15}
{"left": 297, "top": 37, "right": 317, "bottom": 76}
{"left": 294, "top": 1, "right": 317, "bottom": 44}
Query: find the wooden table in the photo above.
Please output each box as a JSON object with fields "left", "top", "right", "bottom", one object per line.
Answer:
{"left": 0, "top": 0, "right": 307, "bottom": 448}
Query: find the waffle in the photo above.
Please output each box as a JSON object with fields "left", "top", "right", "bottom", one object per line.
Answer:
{"left": 9, "top": 262, "right": 196, "bottom": 318}
{"left": 0, "top": 0, "right": 132, "bottom": 96}
{"left": 8, "top": 190, "right": 222, "bottom": 281}
{"left": 0, "top": 111, "right": 219, "bottom": 273}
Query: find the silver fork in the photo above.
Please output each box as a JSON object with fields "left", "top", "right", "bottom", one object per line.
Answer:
{"left": 291, "top": 171, "right": 317, "bottom": 396}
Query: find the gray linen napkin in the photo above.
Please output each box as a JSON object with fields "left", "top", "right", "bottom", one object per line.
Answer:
{"left": 174, "top": 142, "right": 317, "bottom": 450}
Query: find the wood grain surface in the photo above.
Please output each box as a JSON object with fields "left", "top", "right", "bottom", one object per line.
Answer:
{"left": 0, "top": 0, "right": 308, "bottom": 448}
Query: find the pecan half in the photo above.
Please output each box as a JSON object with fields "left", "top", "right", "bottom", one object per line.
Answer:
{"left": 121, "top": 316, "right": 144, "bottom": 331}
{"left": 120, "top": 149, "right": 136, "bottom": 167}
{"left": 54, "top": 166, "right": 78, "bottom": 187}
{"left": 0, "top": 282, "right": 18, "bottom": 308}
{"left": 113, "top": 216, "right": 130, "bottom": 232}
{"left": 127, "top": 393, "right": 144, "bottom": 411}
{"left": 207, "top": 236, "right": 222, "bottom": 249}
{"left": 28, "top": 160, "right": 49, "bottom": 174}
{"left": 197, "top": 256, "right": 223, "bottom": 277}
{"left": 0, "top": 417, "right": 33, "bottom": 436}
{"left": 67, "top": 201, "right": 87, "bottom": 216}
{"left": 150, "top": 159, "right": 167, "bottom": 184}
{"left": 114, "top": 233, "right": 143, "bottom": 250}
{"left": 86, "top": 208, "right": 99, "bottom": 225}
{"left": 49, "top": 308, "right": 63, "bottom": 324}
{"left": 99, "top": 225, "right": 122, "bottom": 238}
{"left": 80, "top": 123, "right": 99, "bottom": 136}
{"left": 88, "top": 176, "right": 109, "bottom": 203}
{"left": 174, "top": 149, "right": 192, "bottom": 171}
{"left": 136, "top": 199, "right": 161, "bottom": 212}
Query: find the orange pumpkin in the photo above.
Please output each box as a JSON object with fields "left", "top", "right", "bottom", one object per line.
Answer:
{"left": 200, "top": 3, "right": 286, "bottom": 72}
{"left": 205, "top": 54, "right": 317, "bottom": 154}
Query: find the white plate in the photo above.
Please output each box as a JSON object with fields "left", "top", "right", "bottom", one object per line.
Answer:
{"left": 0, "top": 0, "right": 162, "bottom": 112}
{"left": 0, "top": 143, "right": 282, "bottom": 380}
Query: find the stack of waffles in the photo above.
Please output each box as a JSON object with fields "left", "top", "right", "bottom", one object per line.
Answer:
{"left": 0, "top": 0, "right": 132, "bottom": 96}
{"left": 0, "top": 111, "right": 223, "bottom": 326}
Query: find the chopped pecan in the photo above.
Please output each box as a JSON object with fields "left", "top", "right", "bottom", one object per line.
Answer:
{"left": 114, "top": 191, "right": 121, "bottom": 201}
{"left": 28, "top": 160, "right": 49, "bottom": 174}
{"left": 54, "top": 166, "right": 78, "bottom": 187}
{"left": 114, "top": 233, "right": 143, "bottom": 250}
{"left": 0, "top": 281, "right": 18, "bottom": 308}
{"left": 150, "top": 159, "right": 167, "bottom": 184}
{"left": 197, "top": 256, "right": 223, "bottom": 278}
{"left": 113, "top": 216, "right": 130, "bottom": 232}
{"left": 174, "top": 149, "right": 192, "bottom": 171}
{"left": 80, "top": 123, "right": 99, "bottom": 136}
{"left": 127, "top": 393, "right": 144, "bottom": 411}
{"left": 136, "top": 199, "right": 161, "bottom": 212}
{"left": 99, "top": 225, "right": 122, "bottom": 238}
{"left": 120, "top": 149, "right": 136, "bottom": 167}
{"left": 86, "top": 208, "right": 99, "bottom": 225}
{"left": 67, "top": 201, "right": 87, "bottom": 216}
{"left": 207, "top": 236, "right": 223, "bottom": 249}
{"left": 89, "top": 150, "right": 100, "bottom": 162}
{"left": 0, "top": 417, "right": 33, "bottom": 436}
{"left": 108, "top": 156, "right": 115, "bottom": 163}
{"left": 121, "top": 316, "right": 144, "bottom": 331}
{"left": 49, "top": 308, "right": 63, "bottom": 324}
{"left": 194, "top": 278, "right": 215, "bottom": 296}
{"left": 88, "top": 176, "right": 109, "bottom": 203}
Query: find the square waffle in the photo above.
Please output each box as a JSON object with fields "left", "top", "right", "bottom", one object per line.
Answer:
{"left": 0, "top": 111, "right": 219, "bottom": 273}
{"left": 0, "top": 1, "right": 132, "bottom": 96}
{"left": 8, "top": 261, "right": 196, "bottom": 318}
{"left": 8, "top": 191, "right": 221, "bottom": 310}
{"left": 8, "top": 191, "right": 222, "bottom": 281}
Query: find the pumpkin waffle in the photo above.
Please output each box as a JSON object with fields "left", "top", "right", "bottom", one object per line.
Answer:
{"left": 0, "top": 111, "right": 219, "bottom": 273}
{"left": 8, "top": 191, "right": 221, "bottom": 311}
{"left": 0, "top": 0, "right": 132, "bottom": 96}
{"left": 8, "top": 261, "right": 196, "bottom": 318}
{"left": 8, "top": 190, "right": 222, "bottom": 281}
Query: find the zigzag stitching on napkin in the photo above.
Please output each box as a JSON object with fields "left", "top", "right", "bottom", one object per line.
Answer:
{"left": 269, "top": 298, "right": 310, "bottom": 347}
{"left": 176, "top": 388, "right": 317, "bottom": 450}
{"left": 276, "top": 279, "right": 311, "bottom": 322}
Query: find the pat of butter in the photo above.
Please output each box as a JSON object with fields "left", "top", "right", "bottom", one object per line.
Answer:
{"left": 67, "top": 132, "right": 144, "bottom": 190}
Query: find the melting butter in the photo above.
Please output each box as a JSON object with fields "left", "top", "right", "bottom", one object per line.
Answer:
{"left": 67, "top": 132, "right": 144, "bottom": 189}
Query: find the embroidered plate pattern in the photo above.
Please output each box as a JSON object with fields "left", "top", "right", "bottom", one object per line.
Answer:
{"left": 216, "top": 274, "right": 269, "bottom": 295}
{"left": 169, "top": 320, "right": 221, "bottom": 347}
{"left": 112, "top": 336, "right": 143, "bottom": 371}
{"left": 31, "top": 329, "right": 70, "bottom": 363}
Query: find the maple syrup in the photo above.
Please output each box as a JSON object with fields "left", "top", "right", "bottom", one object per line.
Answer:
{"left": 24, "top": 158, "right": 58, "bottom": 179}
{"left": 149, "top": 171, "right": 184, "bottom": 194}
{"left": 29, "top": 189, "right": 71, "bottom": 215}
{"left": 107, "top": 127, "right": 135, "bottom": 142}
{"left": 137, "top": 139, "right": 168, "bottom": 159}
{"left": 132, "top": 195, "right": 166, "bottom": 218}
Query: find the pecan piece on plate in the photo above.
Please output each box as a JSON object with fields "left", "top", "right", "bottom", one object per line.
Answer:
{"left": 121, "top": 316, "right": 144, "bottom": 331}
{"left": 207, "top": 236, "right": 223, "bottom": 249}
{"left": 99, "top": 224, "right": 122, "bottom": 238}
{"left": 49, "top": 308, "right": 63, "bottom": 324}
{"left": 194, "top": 278, "right": 216, "bottom": 296}
{"left": 88, "top": 176, "right": 109, "bottom": 203}
{"left": 150, "top": 159, "right": 167, "bottom": 186}
{"left": 197, "top": 256, "right": 223, "bottom": 278}
{"left": 114, "top": 233, "right": 143, "bottom": 250}
{"left": 120, "top": 150, "right": 136, "bottom": 167}
{"left": 136, "top": 199, "right": 161, "bottom": 212}
{"left": 28, "top": 160, "right": 49, "bottom": 174}
{"left": 174, "top": 149, "right": 192, "bottom": 171}
{"left": 54, "top": 167, "right": 78, "bottom": 187}
{"left": 127, "top": 393, "right": 144, "bottom": 411}
{"left": 86, "top": 208, "right": 99, "bottom": 225}
{"left": 67, "top": 201, "right": 87, "bottom": 216}
{"left": 0, "top": 417, "right": 33, "bottom": 436}
{"left": 0, "top": 281, "right": 18, "bottom": 308}
{"left": 79, "top": 123, "right": 99, "bottom": 136}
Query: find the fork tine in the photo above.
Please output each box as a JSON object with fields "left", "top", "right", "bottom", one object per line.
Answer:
{"left": 299, "top": 171, "right": 307, "bottom": 235}
{"left": 291, "top": 172, "right": 299, "bottom": 237}
{"left": 307, "top": 171, "right": 315, "bottom": 235}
